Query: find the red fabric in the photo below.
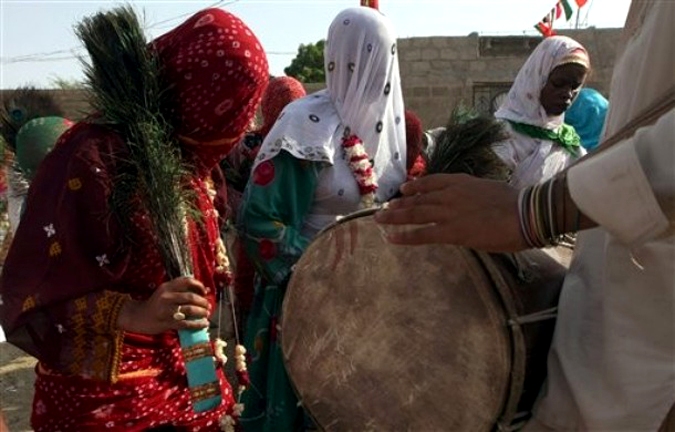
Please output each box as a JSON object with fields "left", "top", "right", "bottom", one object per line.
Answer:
{"left": 252, "top": 160, "right": 275, "bottom": 186}
{"left": 258, "top": 239, "right": 277, "bottom": 261}
{"left": 32, "top": 336, "right": 233, "bottom": 431}
{"left": 0, "top": 163, "right": 6, "bottom": 195}
{"left": 405, "top": 110, "right": 423, "bottom": 171}
{"left": 233, "top": 238, "right": 256, "bottom": 318}
{"left": 0, "top": 7, "right": 269, "bottom": 430}
{"left": 259, "top": 76, "right": 306, "bottom": 137}
{"left": 153, "top": 8, "right": 269, "bottom": 145}
{"left": 1, "top": 124, "right": 131, "bottom": 347}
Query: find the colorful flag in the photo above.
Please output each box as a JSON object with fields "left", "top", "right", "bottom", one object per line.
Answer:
{"left": 535, "top": 0, "right": 576, "bottom": 37}
{"left": 360, "top": 0, "right": 379, "bottom": 9}
{"left": 560, "top": 0, "right": 574, "bottom": 20}
{"left": 575, "top": 0, "right": 588, "bottom": 7}
{"left": 535, "top": 15, "right": 556, "bottom": 37}
{"left": 547, "top": 9, "right": 556, "bottom": 27}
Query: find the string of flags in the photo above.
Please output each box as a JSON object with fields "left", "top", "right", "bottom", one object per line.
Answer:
{"left": 361, "top": 0, "right": 586, "bottom": 38}
{"left": 535, "top": 0, "right": 588, "bottom": 37}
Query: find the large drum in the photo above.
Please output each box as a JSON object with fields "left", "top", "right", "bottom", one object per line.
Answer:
{"left": 281, "top": 209, "right": 568, "bottom": 431}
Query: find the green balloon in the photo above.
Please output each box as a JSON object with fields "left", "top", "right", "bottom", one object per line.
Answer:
{"left": 15, "top": 116, "right": 73, "bottom": 180}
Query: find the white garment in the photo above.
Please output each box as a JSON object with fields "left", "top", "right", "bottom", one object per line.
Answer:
{"left": 493, "top": 36, "right": 589, "bottom": 188}
{"left": 528, "top": 1, "right": 675, "bottom": 430}
{"left": 300, "top": 142, "right": 363, "bottom": 239}
{"left": 493, "top": 122, "right": 580, "bottom": 190}
{"left": 254, "top": 6, "right": 407, "bottom": 205}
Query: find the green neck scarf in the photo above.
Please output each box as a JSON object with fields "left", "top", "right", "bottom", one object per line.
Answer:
{"left": 507, "top": 120, "right": 581, "bottom": 156}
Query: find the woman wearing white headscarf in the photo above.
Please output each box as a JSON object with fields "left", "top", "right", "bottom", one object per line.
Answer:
{"left": 494, "top": 36, "right": 590, "bottom": 189}
{"left": 238, "top": 6, "right": 406, "bottom": 431}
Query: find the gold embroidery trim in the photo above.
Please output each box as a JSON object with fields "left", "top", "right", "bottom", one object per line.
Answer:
{"left": 106, "top": 293, "right": 129, "bottom": 384}
{"left": 49, "top": 241, "right": 62, "bottom": 257}
{"left": 190, "top": 382, "right": 220, "bottom": 402}
{"left": 68, "top": 178, "right": 82, "bottom": 190}
{"left": 118, "top": 368, "right": 162, "bottom": 380}
{"left": 21, "top": 296, "right": 36, "bottom": 312}
{"left": 182, "top": 342, "right": 213, "bottom": 363}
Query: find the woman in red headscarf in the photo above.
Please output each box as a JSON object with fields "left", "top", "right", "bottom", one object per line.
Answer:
{"left": 222, "top": 76, "right": 306, "bottom": 329}
{"left": 223, "top": 76, "right": 307, "bottom": 205}
{"left": 0, "top": 6, "right": 268, "bottom": 432}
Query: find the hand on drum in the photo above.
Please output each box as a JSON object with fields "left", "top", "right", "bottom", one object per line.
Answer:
{"left": 117, "top": 276, "right": 212, "bottom": 334}
{"left": 375, "top": 173, "right": 529, "bottom": 252}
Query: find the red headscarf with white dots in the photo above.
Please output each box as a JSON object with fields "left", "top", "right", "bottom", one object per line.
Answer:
{"left": 259, "top": 76, "right": 307, "bottom": 137}
{"left": 153, "top": 8, "right": 269, "bottom": 146}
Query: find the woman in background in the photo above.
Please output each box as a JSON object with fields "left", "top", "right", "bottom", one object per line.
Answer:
{"left": 222, "top": 76, "right": 307, "bottom": 216}
{"left": 493, "top": 35, "right": 590, "bottom": 188}
{"left": 223, "top": 76, "right": 307, "bottom": 329}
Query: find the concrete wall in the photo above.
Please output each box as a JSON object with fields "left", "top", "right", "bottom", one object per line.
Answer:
{"left": 399, "top": 28, "right": 621, "bottom": 128}
{"left": 1, "top": 28, "right": 621, "bottom": 130}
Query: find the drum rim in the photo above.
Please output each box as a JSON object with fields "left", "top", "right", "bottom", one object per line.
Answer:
{"left": 316, "top": 205, "right": 382, "bottom": 237}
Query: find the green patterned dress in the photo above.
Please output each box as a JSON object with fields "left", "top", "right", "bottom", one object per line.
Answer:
{"left": 239, "top": 151, "right": 333, "bottom": 432}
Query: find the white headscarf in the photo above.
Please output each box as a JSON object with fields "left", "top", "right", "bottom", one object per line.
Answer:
{"left": 253, "top": 6, "right": 406, "bottom": 202}
{"left": 495, "top": 36, "right": 590, "bottom": 130}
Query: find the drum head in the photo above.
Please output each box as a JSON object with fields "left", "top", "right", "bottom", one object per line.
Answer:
{"left": 282, "top": 215, "right": 512, "bottom": 431}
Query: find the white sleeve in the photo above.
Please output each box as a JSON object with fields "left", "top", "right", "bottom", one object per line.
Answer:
{"left": 567, "top": 108, "right": 675, "bottom": 246}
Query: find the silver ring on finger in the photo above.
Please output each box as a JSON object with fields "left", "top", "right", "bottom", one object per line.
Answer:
{"left": 172, "top": 305, "right": 186, "bottom": 321}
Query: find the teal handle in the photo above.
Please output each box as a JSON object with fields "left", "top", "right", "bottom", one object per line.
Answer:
{"left": 178, "top": 327, "right": 222, "bottom": 412}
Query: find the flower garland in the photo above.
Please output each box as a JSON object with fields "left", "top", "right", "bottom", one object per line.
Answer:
{"left": 342, "top": 134, "right": 378, "bottom": 209}
{"left": 203, "top": 177, "right": 250, "bottom": 432}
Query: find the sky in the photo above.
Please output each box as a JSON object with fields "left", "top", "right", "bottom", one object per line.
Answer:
{"left": 0, "top": 0, "right": 632, "bottom": 89}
